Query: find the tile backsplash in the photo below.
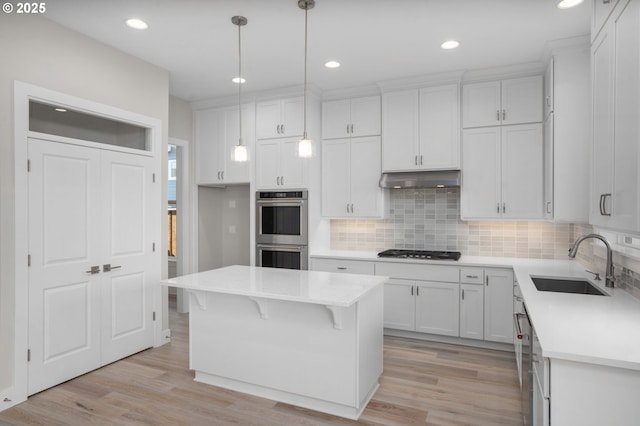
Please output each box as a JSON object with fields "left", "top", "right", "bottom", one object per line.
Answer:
{"left": 330, "top": 188, "right": 640, "bottom": 298}
{"left": 331, "top": 188, "right": 574, "bottom": 259}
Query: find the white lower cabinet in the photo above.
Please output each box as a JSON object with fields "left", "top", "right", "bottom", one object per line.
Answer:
{"left": 383, "top": 279, "right": 416, "bottom": 331}
{"left": 484, "top": 268, "right": 514, "bottom": 344}
{"left": 459, "top": 284, "right": 484, "bottom": 340}
{"left": 415, "top": 281, "right": 460, "bottom": 336}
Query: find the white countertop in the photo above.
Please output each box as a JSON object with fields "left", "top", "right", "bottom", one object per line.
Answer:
{"left": 161, "top": 265, "right": 388, "bottom": 308}
{"left": 311, "top": 251, "right": 640, "bottom": 370}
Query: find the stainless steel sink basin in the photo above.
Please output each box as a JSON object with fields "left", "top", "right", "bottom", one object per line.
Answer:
{"left": 530, "top": 276, "right": 608, "bottom": 296}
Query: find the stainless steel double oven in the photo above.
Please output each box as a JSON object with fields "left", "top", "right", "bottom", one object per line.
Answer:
{"left": 255, "top": 190, "right": 308, "bottom": 270}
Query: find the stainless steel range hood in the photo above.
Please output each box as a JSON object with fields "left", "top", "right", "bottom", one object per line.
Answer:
{"left": 379, "top": 170, "right": 461, "bottom": 189}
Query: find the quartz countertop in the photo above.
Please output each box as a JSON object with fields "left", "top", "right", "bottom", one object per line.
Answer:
{"left": 310, "top": 251, "right": 640, "bottom": 370}
{"left": 161, "top": 265, "right": 388, "bottom": 308}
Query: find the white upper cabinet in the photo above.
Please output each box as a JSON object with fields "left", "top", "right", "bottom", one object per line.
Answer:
{"left": 462, "top": 76, "right": 542, "bottom": 128}
{"left": 255, "top": 137, "right": 307, "bottom": 190}
{"left": 592, "top": 0, "right": 621, "bottom": 41}
{"left": 322, "top": 136, "right": 384, "bottom": 218}
{"left": 322, "top": 96, "right": 381, "bottom": 139}
{"left": 194, "top": 104, "right": 253, "bottom": 185}
{"left": 382, "top": 84, "right": 460, "bottom": 171}
{"left": 543, "top": 46, "right": 590, "bottom": 223}
{"left": 256, "top": 97, "right": 304, "bottom": 139}
{"left": 590, "top": 0, "right": 640, "bottom": 232}
{"left": 462, "top": 124, "right": 543, "bottom": 220}
{"left": 543, "top": 59, "right": 554, "bottom": 120}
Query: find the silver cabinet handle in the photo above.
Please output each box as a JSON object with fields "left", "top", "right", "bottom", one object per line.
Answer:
{"left": 461, "top": 289, "right": 465, "bottom": 300}
{"left": 217, "top": 171, "right": 221, "bottom": 180}
{"left": 221, "top": 171, "right": 224, "bottom": 180}
{"left": 546, "top": 201, "right": 552, "bottom": 214}
{"left": 337, "top": 267, "right": 347, "bottom": 270}
{"left": 502, "top": 203, "right": 506, "bottom": 213}
{"left": 603, "top": 0, "right": 611, "bottom": 4}
{"left": 502, "top": 109, "right": 506, "bottom": 120}
{"left": 103, "top": 264, "right": 121, "bottom": 272}
{"left": 281, "top": 124, "right": 285, "bottom": 134}
{"left": 410, "top": 286, "right": 414, "bottom": 296}
{"left": 85, "top": 265, "right": 100, "bottom": 275}
{"left": 346, "top": 124, "right": 350, "bottom": 134}
{"left": 496, "top": 110, "right": 500, "bottom": 121}
{"left": 416, "top": 286, "right": 420, "bottom": 296}
{"left": 281, "top": 176, "right": 284, "bottom": 186}
{"left": 601, "top": 193, "right": 612, "bottom": 216}
{"left": 466, "top": 275, "right": 478, "bottom": 279}
{"left": 276, "top": 176, "right": 281, "bottom": 186}
{"left": 419, "top": 155, "right": 423, "bottom": 166}
{"left": 415, "top": 155, "right": 418, "bottom": 166}
{"left": 276, "top": 124, "right": 280, "bottom": 134}
{"left": 497, "top": 203, "right": 500, "bottom": 213}
{"left": 350, "top": 124, "right": 354, "bottom": 134}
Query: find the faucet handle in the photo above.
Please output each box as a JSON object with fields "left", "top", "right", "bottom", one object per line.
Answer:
{"left": 586, "top": 270, "right": 601, "bottom": 281}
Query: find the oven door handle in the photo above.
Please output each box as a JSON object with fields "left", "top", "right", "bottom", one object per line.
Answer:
{"left": 256, "top": 200, "right": 305, "bottom": 206}
{"left": 514, "top": 312, "right": 527, "bottom": 340}
{"left": 257, "top": 244, "right": 307, "bottom": 251}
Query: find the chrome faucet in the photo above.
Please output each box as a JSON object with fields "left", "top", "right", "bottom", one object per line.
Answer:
{"left": 568, "top": 234, "right": 615, "bottom": 288}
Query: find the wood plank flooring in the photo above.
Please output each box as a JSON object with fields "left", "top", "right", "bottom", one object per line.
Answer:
{"left": 0, "top": 298, "right": 523, "bottom": 425}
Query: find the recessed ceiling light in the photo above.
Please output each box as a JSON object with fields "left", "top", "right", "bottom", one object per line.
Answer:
{"left": 441, "top": 40, "right": 460, "bottom": 50}
{"left": 125, "top": 18, "right": 148, "bottom": 30}
{"left": 54, "top": 108, "right": 67, "bottom": 112}
{"left": 232, "top": 77, "right": 246, "bottom": 84}
{"left": 557, "top": 0, "right": 584, "bottom": 9}
{"left": 324, "top": 60, "right": 341, "bottom": 69}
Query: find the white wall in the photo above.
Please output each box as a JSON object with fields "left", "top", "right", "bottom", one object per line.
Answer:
{"left": 198, "top": 186, "right": 251, "bottom": 271}
{"left": 0, "top": 14, "right": 169, "bottom": 403}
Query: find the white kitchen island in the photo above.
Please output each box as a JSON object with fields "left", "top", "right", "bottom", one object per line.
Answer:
{"left": 161, "top": 265, "right": 387, "bottom": 420}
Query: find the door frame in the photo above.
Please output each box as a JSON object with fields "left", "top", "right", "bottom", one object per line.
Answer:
{"left": 12, "top": 81, "right": 164, "bottom": 406}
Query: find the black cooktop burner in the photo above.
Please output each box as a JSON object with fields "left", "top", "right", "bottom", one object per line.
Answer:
{"left": 377, "top": 249, "right": 461, "bottom": 261}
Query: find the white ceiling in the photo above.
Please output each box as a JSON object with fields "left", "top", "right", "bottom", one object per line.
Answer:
{"left": 43, "top": 0, "right": 591, "bottom": 102}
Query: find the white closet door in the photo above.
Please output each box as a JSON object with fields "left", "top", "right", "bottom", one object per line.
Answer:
{"left": 28, "top": 138, "right": 102, "bottom": 395}
{"left": 100, "top": 150, "right": 156, "bottom": 364}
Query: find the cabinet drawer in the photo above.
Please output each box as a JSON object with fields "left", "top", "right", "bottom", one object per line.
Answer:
{"left": 376, "top": 262, "right": 459, "bottom": 283}
{"left": 311, "top": 258, "right": 375, "bottom": 275}
{"left": 460, "top": 267, "right": 484, "bottom": 284}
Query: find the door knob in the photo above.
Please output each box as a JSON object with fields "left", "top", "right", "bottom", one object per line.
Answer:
{"left": 85, "top": 266, "right": 100, "bottom": 274}
{"left": 103, "top": 264, "right": 122, "bottom": 272}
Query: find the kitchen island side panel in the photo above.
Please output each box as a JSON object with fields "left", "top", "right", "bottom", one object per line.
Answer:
{"left": 187, "top": 289, "right": 382, "bottom": 418}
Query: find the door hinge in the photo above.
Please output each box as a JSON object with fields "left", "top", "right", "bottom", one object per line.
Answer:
{"left": 152, "top": 173, "right": 156, "bottom": 183}
{"left": 28, "top": 254, "right": 31, "bottom": 267}
{"left": 152, "top": 242, "right": 156, "bottom": 252}
{"left": 27, "top": 159, "right": 31, "bottom": 172}
{"left": 153, "top": 311, "right": 156, "bottom": 321}
{"left": 27, "top": 349, "right": 31, "bottom": 362}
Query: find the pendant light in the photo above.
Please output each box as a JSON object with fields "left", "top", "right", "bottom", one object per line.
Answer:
{"left": 232, "top": 15, "right": 248, "bottom": 162}
{"left": 298, "top": 0, "right": 315, "bottom": 158}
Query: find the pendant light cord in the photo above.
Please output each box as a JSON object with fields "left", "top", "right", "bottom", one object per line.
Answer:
{"left": 303, "top": 7, "right": 308, "bottom": 139}
{"left": 238, "top": 21, "right": 243, "bottom": 146}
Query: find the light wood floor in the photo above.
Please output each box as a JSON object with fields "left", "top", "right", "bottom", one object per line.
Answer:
{"left": 0, "top": 298, "right": 523, "bottom": 426}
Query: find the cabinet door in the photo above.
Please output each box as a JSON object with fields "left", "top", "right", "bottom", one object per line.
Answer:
{"left": 590, "top": 27, "right": 614, "bottom": 227}
{"left": 544, "top": 58, "right": 554, "bottom": 120}
{"left": 350, "top": 136, "right": 383, "bottom": 217}
{"left": 461, "top": 127, "right": 501, "bottom": 219}
{"left": 460, "top": 284, "right": 484, "bottom": 340}
{"left": 501, "top": 76, "right": 543, "bottom": 126}
{"left": 350, "top": 96, "right": 381, "bottom": 137}
{"left": 611, "top": 0, "right": 640, "bottom": 232}
{"left": 321, "top": 138, "right": 350, "bottom": 217}
{"left": 382, "top": 90, "right": 419, "bottom": 171}
{"left": 592, "top": 0, "right": 620, "bottom": 41}
{"left": 281, "top": 97, "right": 304, "bottom": 137}
{"left": 256, "top": 100, "right": 282, "bottom": 139}
{"left": 462, "top": 81, "right": 501, "bottom": 128}
{"left": 383, "top": 279, "right": 416, "bottom": 331}
{"left": 415, "top": 281, "right": 460, "bottom": 337}
{"left": 280, "top": 137, "right": 307, "bottom": 189}
{"left": 484, "top": 269, "right": 514, "bottom": 344}
{"left": 322, "top": 99, "right": 350, "bottom": 139}
{"left": 222, "top": 106, "right": 251, "bottom": 183}
{"left": 501, "top": 124, "right": 543, "bottom": 219}
{"left": 543, "top": 114, "right": 554, "bottom": 220}
{"left": 255, "top": 139, "right": 280, "bottom": 189}
{"left": 194, "top": 108, "right": 223, "bottom": 184}
{"left": 419, "top": 84, "right": 460, "bottom": 169}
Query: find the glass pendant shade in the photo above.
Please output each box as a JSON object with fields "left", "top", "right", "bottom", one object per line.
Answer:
{"left": 298, "top": 137, "right": 313, "bottom": 158}
{"left": 233, "top": 143, "right": 248, "bottom": 162}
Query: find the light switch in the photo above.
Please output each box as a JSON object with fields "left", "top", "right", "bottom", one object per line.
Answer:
{"left": 229, "top": 200, "right": 236, "bottom": 209}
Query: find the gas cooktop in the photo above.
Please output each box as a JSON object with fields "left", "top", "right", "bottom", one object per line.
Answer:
{"left": 377, "top": 249, "right": 462, "bottom": 261}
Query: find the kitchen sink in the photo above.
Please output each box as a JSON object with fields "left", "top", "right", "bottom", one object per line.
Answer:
{"left": 530, "top": 276, "right": 608, "bottom": 296}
